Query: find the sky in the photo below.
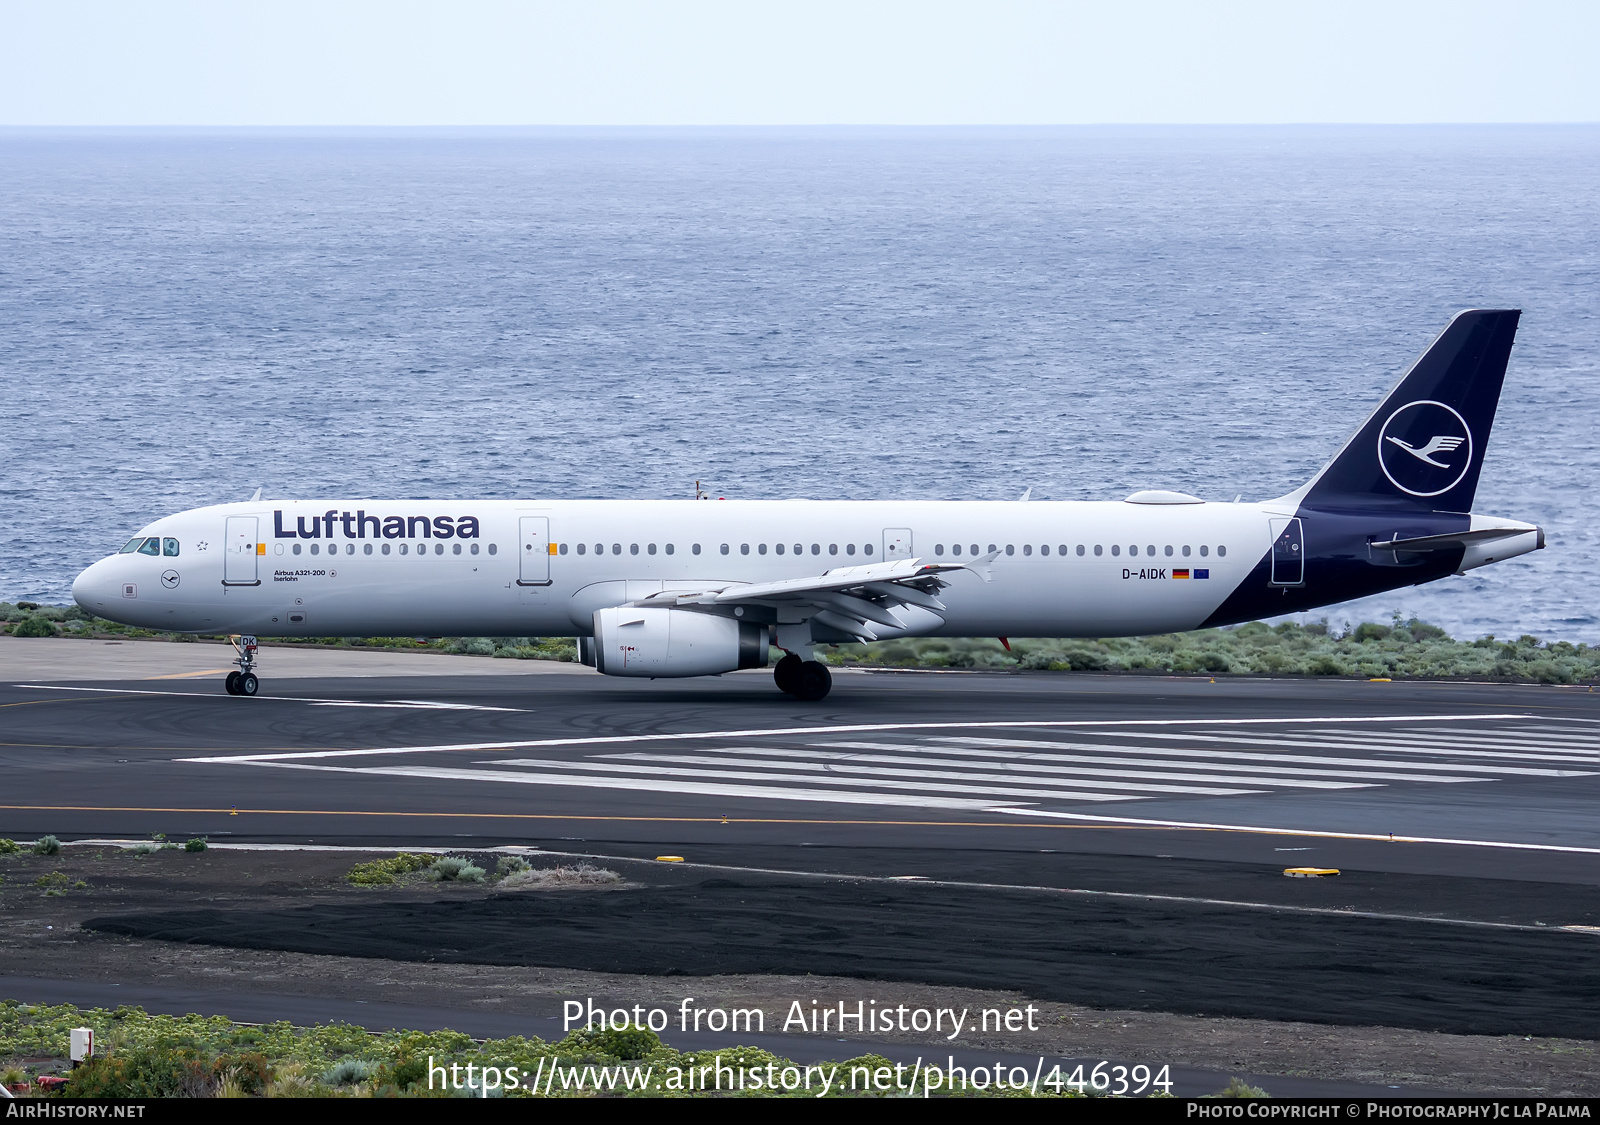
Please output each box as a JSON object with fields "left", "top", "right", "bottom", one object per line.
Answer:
{"left": 1, "top": 0, "right": 1597, "bottom": 126}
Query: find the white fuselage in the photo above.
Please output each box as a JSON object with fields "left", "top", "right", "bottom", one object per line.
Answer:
{"left": 73, "top": 498, "right": 1281, "bottom": 640}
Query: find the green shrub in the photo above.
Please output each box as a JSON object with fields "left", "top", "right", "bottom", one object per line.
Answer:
{"left": 1352, "top": 622, "right": 1392, "bottom": 642}
{"left": 1207, "top": 1076, "right": 1270, "bottom": 1098}
{"left": 428, "top": 857, "right": 486, "bottom": 883}
{"left": 0, "top": 839, "right": 18, "bottom": 854}
{"left": 11, "top": 616, "right": 57, "bottom": 638}
{"left": 184, "top": 838, "right": 208, "bottom": 853}
{"left": 345, "top": 853, "right": 435, "bottom": 885}
{"left": 322, "top": 1057, "right": 377, "bottom": 1087}
{"left": 560, "top": 1023, "right": 661, "bottom": 1061}
{"left": 495, "top": 855, "right": 531, "bottom": 878}
{"left": 32, "top": 835, "right": 61, "bottom": 856}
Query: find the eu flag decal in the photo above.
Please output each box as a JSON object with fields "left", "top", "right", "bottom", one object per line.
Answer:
{"left": 1194, "top": 569, "right": 1210, "bottom": 579}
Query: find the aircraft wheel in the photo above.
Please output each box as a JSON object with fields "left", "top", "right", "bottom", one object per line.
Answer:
{"left": 238, "top": 672, "right": 259, "bottom": 697}
{"left": 224, "top": 671, "right": 241, "bottom": 695}
{"left": 791, "top": 661, "right": 832, "bottom": 702}
{"left": 773, "top": 653, "right": 803, "bottom": 695}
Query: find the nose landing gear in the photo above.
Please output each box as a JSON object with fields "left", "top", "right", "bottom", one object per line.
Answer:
{"left": 224, "top": 635, "right": 260, "bottom": 696}
{"left": 774, "top": 653, "right": 832, "bottom": 701}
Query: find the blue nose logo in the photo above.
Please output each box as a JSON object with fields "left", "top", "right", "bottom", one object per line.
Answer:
{"left": 1377, "top": 400, "right": 1472, "bottom": 498}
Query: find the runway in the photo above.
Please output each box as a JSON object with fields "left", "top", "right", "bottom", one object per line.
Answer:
{"left": 5, "top": 643, "right": 1600, "bottom": 1050}
{"left": 3, "top": 645, "right": 1600, "bottom": 874}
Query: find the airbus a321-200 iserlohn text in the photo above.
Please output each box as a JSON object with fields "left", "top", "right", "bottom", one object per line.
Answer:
{"left": 74, "top": 310, "right": 1544, "bottom": 702}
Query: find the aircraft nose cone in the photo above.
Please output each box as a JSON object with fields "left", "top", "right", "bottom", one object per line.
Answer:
{"left": 73, "top": 558, "right": 113, "bottom": 613}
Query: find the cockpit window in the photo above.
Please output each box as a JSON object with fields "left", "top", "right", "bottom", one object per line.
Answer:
{"left": 162, "top": 538, "right": 179, "bottom": 557}
{"left": 136, "top": 537, "right": 162, "bottom": 556}
{"left": 120, "top": 537, "right": 144, "bottom": 554}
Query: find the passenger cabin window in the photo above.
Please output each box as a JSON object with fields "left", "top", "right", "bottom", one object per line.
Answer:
{"left": 471, "top": 543, "right": 480, "bottom": 555}
{"left": 558, "top": 543, "right": 568, "bottom": 555}
{"left": 1093, "top": 544, "right": 1101, "bottom": 556}
{"left": 692, "top": 544, "right": 701, "bottom": 555}
{"left": 364, "top": 543, "right": 373, "bottom": 555}
{"left": 721, "top": 544, "right": 730, "bottom": 555}
{"left": 665, "top": 544, "right": 675, "bottom": 555}
{"left": 935, "top": 544, "right": 944, "bottom": 556}
{"left": 1182, "top": 545, "right": 1191, "bottom": 557}
{"left": 1111, "top": 545, "right": 1120, "bottom": 556}
{"left": 758, "top": 544, "right": 767, "bottom": 555}
{"left": 846, "top": 544, "right": 855, "bottom": 555}
{"left": 1076, "top": 544, "right": 1084, "bottom": 556}
{"left": 488, "top": 543, "right": 497, "bottom": 555}
{"left": 577, "top": 543, "right": 586, "bottom": 555}
{"left": 1218, "top": 545, "right": 1227, "bottom": 557}
{"left": 1199, "top": 545, "right": 1209, "bottom": 556}
{"left": 864, "top": 544, "right": 873, "bottom": 555}
{"left": 774, "top": 543, "right": 784, "bottom": 555}
{"left": 382, "top": 543, "right": 391, "bottom": 555}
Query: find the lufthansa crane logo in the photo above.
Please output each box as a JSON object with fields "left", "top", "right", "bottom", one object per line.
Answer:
{"left": 1377, "top": 400, "right": 1473, "bottom": 497}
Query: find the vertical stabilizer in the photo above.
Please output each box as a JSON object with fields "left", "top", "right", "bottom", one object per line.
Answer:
{"left": 1292, "top": 310, "right": 1520, "bottom": 513}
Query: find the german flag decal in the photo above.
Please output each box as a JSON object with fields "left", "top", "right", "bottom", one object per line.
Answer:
{"left": 1173, "top": 569, "right": 1190, "bottom": 579}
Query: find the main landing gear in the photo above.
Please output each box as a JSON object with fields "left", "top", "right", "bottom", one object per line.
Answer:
{"left": 774, "top": 653, "right": 832, "bottom": 701}
{"left": 224, "top": 635, "right": 260, "bottom": 696}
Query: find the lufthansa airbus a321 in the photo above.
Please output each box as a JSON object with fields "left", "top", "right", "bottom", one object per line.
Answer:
{"left": 73, "top": 310, "right": 1544, "bottom": 701}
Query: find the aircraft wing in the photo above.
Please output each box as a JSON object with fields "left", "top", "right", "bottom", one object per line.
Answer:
{"left": 631, "top": 557, "right": 972, "bottom": 640}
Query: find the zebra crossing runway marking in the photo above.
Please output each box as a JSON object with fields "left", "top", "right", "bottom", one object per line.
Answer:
{"left": 181, "top": 714, "right": 1600, "bottom": 841}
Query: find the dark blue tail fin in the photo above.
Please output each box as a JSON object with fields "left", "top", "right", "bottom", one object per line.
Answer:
{"left": 1295, "top": 309, "right": 1520, "bottom": 513}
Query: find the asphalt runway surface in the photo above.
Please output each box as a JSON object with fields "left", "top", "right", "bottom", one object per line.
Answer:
{"left": 5, "top": 657, "right": 1600, "bottom": 1042}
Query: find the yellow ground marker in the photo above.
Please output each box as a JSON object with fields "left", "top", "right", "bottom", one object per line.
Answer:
{"left": 1284, "top": 867, "right": 1340, "bottom": 878}
{"left": 655, "top": 855, "right": 685, "bottom": 862}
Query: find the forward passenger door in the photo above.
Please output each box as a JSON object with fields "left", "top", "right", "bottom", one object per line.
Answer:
{"left": 518, "top": 516, "right": 551, "bottom": 586}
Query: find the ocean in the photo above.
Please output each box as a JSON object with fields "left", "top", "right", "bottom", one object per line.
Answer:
{"left": 2, "top": 126, "right": 1595, "bottom": 641}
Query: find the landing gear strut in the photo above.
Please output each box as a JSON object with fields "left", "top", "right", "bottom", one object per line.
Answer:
{"left": 224, "top": 635, "right": 260, "bottom": 696}
{"left": 774, "top": 653, "right": 831, "bottom": 701}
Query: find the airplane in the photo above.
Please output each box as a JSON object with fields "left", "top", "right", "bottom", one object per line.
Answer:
{"left": 72, "top": 309, "right": 1543, "bottom": 702}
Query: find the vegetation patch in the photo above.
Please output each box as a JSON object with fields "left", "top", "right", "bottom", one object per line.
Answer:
{"left": 497, "top": 863, "right": 623, "bottom": 890}
{"left": 344, "top": 853, "right": 436, "bottom": 886}
{"left": 818, "top": 616, "right": 1600, "bottom": 684}
{"left": 0, "top": 1001, "right": 1086, "bottom": 1098}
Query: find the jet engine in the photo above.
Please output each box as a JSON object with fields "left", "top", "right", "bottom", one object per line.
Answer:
{"left": 591, "top": 606, "right": 769, "bottom": 677}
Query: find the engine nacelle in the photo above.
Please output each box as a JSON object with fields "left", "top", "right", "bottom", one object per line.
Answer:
{"left": 592, "top": 607, "right": 769, "bottom": 677}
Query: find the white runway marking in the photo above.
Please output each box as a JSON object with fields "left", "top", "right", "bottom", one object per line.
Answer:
{"left": 178, "top": 712, "right": 1532, "bottom": 764}
{"left": 988, "top": 808, "right": 1600, "bottom": 855}
{"left": 12, "top": 683, "right": 528, "bottom": 712}
{"left": 685, "top": 747, "right": 1376, "bottom": 788}
{"left": 177, "top": 714, "right": 1600, "bottom": 845}
{"left": 921, "top": 737, "right": 1592, "bottom": 777}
